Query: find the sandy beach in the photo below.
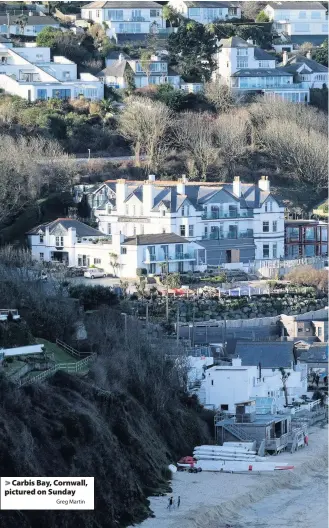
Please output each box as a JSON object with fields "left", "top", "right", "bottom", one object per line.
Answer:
{"left": 131, "top": 424, "right": 328, "bottom": 528}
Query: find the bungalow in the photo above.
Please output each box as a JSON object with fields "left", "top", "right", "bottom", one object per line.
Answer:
{"left": 0, "top": 14, "right": 60, "bottom": 37}
{"left": 169, "top": 1, "right": 241, "bottom": 23}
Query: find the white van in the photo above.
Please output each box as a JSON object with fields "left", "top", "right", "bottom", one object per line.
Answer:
{"left": 84, "top": 268, "right": 107, "bottom": 279}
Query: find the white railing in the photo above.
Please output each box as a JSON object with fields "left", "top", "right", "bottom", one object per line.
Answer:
{"left": 18, "top": 354, "right": 97, "bottom": 386}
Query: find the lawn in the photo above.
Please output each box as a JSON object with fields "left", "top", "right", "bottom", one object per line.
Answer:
{"left": 36, "top": 338, "right": 79, "bottom": 365}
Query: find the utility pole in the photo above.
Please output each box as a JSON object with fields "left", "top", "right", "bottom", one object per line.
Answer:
{"left": 7, "top": 13, "right": 10, "bottom": 39}
{"left": 192, "top": 302, "right": 195, "bottom": 348}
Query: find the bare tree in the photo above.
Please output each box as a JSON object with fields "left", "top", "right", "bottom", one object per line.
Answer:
{"left": 173, "top": 112, "right": 218, "bottom": 181}
{"left": 258, "top": 118, "right": 328, "bottom": 190}
{"left": 241, "top": 2, "right": 266, "bottom": 20}
{"left": 286, "top": 266, "right": 328, "bottom": 291}
{"left": 119, "top": 97, "right": 173, "bottom": 172}
{"left": 0, "top": 135, "right": 76, "bottom": 227}
{"left": 213, "top": 110, "right": 250, "bottom": 178}
{"left": 204, "top": 80, "right": 238, "bottom": 113}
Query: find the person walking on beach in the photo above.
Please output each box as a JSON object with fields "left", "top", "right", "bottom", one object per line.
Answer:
{"left": 177, "top": 496, "right": 181, "bottom": 508}
{"left": 167, "top": 496, "right": 173, "bottom": 510}
{"left": 304, "top": 433, "right": 309, "bottom": 447}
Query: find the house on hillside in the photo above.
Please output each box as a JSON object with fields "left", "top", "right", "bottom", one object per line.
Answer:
{"left": 0, "top": 14, "right": 60, "bottom": 37}
{"left": 264, "top": 1, "right": 328, "bottom": 45}
{"left": 0, "top": 39, "right": 103, "bottom": 100}
{"left": 214, "top": 36, "right": 310, "bottom": 102}
{"left": 80, "top": 1, "right": 165, "bottom": 42}
{"left": 97, "top": 51, "right": 181, "bottom": 89}
{"left": 280, "top": 51, "right": 328, "bottom": 88}
{"left": 81, "top": 174, "right": 285, "bottom": 267}
{"left": 169, "top": 1, "right": 241, "bottom": 23}
{"left": 27, "top": 219, "right": 206, "bottom": 277}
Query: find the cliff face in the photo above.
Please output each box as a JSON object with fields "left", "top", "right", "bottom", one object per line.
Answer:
{"left": 0, "top": 370, "right": 213, "bottom": 528}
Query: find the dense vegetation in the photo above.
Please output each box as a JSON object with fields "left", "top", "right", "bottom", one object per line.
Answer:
{"left": 0, "top": 258, "right": 214, "bottom": 528}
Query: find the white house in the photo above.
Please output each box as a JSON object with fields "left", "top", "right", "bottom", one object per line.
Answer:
{"left": 0, "top": 14, "right": 60, "bottom": 37}
{"left": 264, "top": 1, "right": 328, "bottom": 45}
{"left": 204, "top": 357, "right": 308, "bottom": 412}
{"left": 27, "top": 218, "right": 206, "bottom": 277}
{"left": 280, "top": 51, "right": 328, "bottom": 88}
{"left": 0, "top": 40, "right": 104, "bottom": 100}
{"left": 75, "top": 174, "right": 285, "bottom": 268}
{"left": 169, "top": 1, "right": 241, "bottom": 23}
{"left": 97, "top": 51, "right": 181, "bottom": 89}
{"left": 81, "top": 1, "right": 164, "bottom": 41}
{"left": 215, "top": 36, "right": 310, "bottom": 103}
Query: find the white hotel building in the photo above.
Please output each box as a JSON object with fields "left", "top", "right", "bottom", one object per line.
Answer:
{"left": 72, "top": 175, "right": 285, "bottom": 274}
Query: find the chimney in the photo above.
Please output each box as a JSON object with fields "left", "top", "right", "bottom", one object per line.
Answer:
{"left": 258, "top": 176, "right": 270, "bottom": 192}
{"left": 233, "top": 176, "right": 241, "bottom": 198}
{"left": 282, "top": 50, "right": 289, "bottom": 66}
{"left": 232, "top": 357, "right": 242, "bottom": 367}
{"left": 306, "top": 50, "right": 312, "bottom": 60}
{"left": 116, "top": 179, "right": 128, "bottom": 214}
{"left": 143, "top": 178, "right": 156, "bottom": 213}
{"left": 177, "top": 174, "right": 187, "bottom": 195}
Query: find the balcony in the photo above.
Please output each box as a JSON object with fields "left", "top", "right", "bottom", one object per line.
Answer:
{"left": 143, "top": 251, "right": 196, "bottom": 263}
{"left": 202, "top": 230, "right": 254, "bottom": 240}
{"left": 201, "top": 211, "right": 253, "bottom": 220}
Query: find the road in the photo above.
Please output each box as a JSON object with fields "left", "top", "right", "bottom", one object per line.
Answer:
{"left": 74, "top": 155, "right": 145, "bottom": 165}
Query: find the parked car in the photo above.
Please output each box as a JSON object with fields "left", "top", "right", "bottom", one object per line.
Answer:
{"left": 84, "top": 268, "right": 107, "bottom": 279}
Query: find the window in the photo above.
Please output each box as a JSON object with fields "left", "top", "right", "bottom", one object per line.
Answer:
{"left": 269, "top": 201, "right": 273, "bottom": 212}
{"left": 37, "top": 89, "right": 47, "bottom": 100}
{"left": 132, "top": 9, "right": 141, "bottom": 19}
{"left": 55, "top": 236, "right": 64, "bottom": 247}
{"left": 259, "top": 61, "right": 271, "bottom": 68}
{"left": 133, "top": 225, "right": 136, "bottom": 236}
{"left": 311, "top": 11, "right": 321, "bottom": 19}
{"left": 150, "top": 263, "right": 156, "bottom": 274}
{"left": 299, "top": 11, "right": 306, "bottom": 18}
{"left": 273, "top": 221, "right": 277, "bottom": 232}
{"left": 186, "top": 206, "right": 190, "bottom": 216}
{"left": 132, "top": 205, "right": 136, "bottom": 216}
{"left": 162, "top": 227, "right": 166, "bottom": 233}
{"left": 94, "top": 258, "right": 101, "bottom": 264}
{"left": 39, "top": 234, "right": 44, "bottom": 243}
{"left": 121, "top": 247, "right": 127, "bottom": 255}
{"left": 162, "top": 209, "right": 166, "bottom": 216}
{"left": 189, "top": 225, "right": 194, "bottom": 237}
{"left": 180, "top": 225, "right": 186, "bottom": 236}
{"left": 96, "top": 10, "right": 100, "bottom": 17}
{"left": 265, "top": 202, "right": 268, "bottom": 212}
{"left": 204, "top": 226, "right": 208, "bottom": 237}
{"left": 189, "top": 7, "right": 200, "bottom": 16}
{"left": 181, "top": 206, "right": 185, "bottom": 216}
{"left": 263, "top": 244, "right": 270, "bottom": 258}
{"left": 273, "top": 243, "right": 277, "bottom": 258}
{"left": 77, "top": 237, "right": 81, "bottom": 243}
{"left": 107, "top": 223, "right": 111, "bottom": 235}
{"left": 317, "top": 327, "right": 323, "bottom": 337}
{"left": 118, "top": 22, "right": 141, "bottom": 33}
{"left": 63, "top": 71, "right": 70, "bottom": 80}
{"left": 150, "top": 9, "right": 160, "bottom": 17}
{"left": 40, "top": 253, "right": 44, "bottom": 261}
{"left": 237, "top": 48, "right": 248, "bottom": 56}
{"left": 263, "top": 221, "right": 270, "bottom": 233}
{"left": 52, "top": 89, "right": 71, "bottom": 100}
{"left": 237, "top": 59, "right": 248, "bottom": 68}
{"left": 125, "top": 205, "right": 129, "bottom": 215}
{"left": 108, "top": 9, "right": 123, "bottom": 20}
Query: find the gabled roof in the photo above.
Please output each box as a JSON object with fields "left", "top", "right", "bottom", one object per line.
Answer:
{"left": 83, "top": 1, "right": 161, "bottom": 8}
{"left": 122, "top": 233, "right": 191, "bottom": 246}
{"left": 97, "top": 60, "right": 130, "bottom": 78}
{"left": 124, "top": 187, "right": 143, "bottom": 203}
{"left": 27, "top": 219, "right": 104, "bottom": 237}
{"left": 219, "top": 36, "right": 254, "bottom": 48}
{"left": 266, "top": 2, "right": 326, "bottom": 10}
{"left": 235, "top": 341, "right": 295, "bottom": 369}
{"left": 280, "top": 55, "right": 328, "bottom": 74}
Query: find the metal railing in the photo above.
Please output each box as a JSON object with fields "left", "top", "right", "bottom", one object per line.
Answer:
{"left": 201, "top": 230, "right": 254, "bottom": 240}
{"left": 56, "top": 339, "right": 90, "bottom": 359}
{"left": 201, "top": 211, "right": 253, "bottom": 220}
{"left": 18, "top": 354, "right": 97, "bottom": 387}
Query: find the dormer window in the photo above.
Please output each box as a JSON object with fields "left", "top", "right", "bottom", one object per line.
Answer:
{"left": 162, "top": 209, "right": 166, "bottom": 216}
{"left": 39, "top": 234, "right": 44, "bottom": 243}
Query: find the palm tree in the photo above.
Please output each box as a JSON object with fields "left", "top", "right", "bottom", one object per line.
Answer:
{"left": 14, "top": 14, "right": 28, "bottom": 35}
{"left": 279, "top": 367, "right": 291, "bottom": 407}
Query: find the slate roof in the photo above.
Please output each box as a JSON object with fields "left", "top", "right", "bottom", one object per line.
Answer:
{"left": 27, "top": 219, "right": 104, "bottom": 237}
{"left": 0, "top": 15, "right": 59, "bottom": 25}
{"left": 219, "top": 36, "right": 254, "bottom": 48}
{"left": 254, "top": 48, "right": 276, "bottom": 61}
{"left": 280, "top": 55, "right": 328, "bottom": 74}
{"left": 299, "top": 344, "right": 328, "bottom": 363}
{"left": 83, "top": 1, "right": 161, "bottom": 8}
{"left": 122, "top": 233, "right": 191, "bottom": 246}
{"left": 234, "top": 341, "right": 295, "bottom": 368}
{"left": 97, "top": 60, "right": 130, "bottom": 78}
{"left": 185, "top": 1, "right": 239, "bottom": 7}
{"left": 232, "top": 68, "right": 291, "bottom": 77}
{"left": 266, "top": 1, "right": 326, "bottom": 10}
